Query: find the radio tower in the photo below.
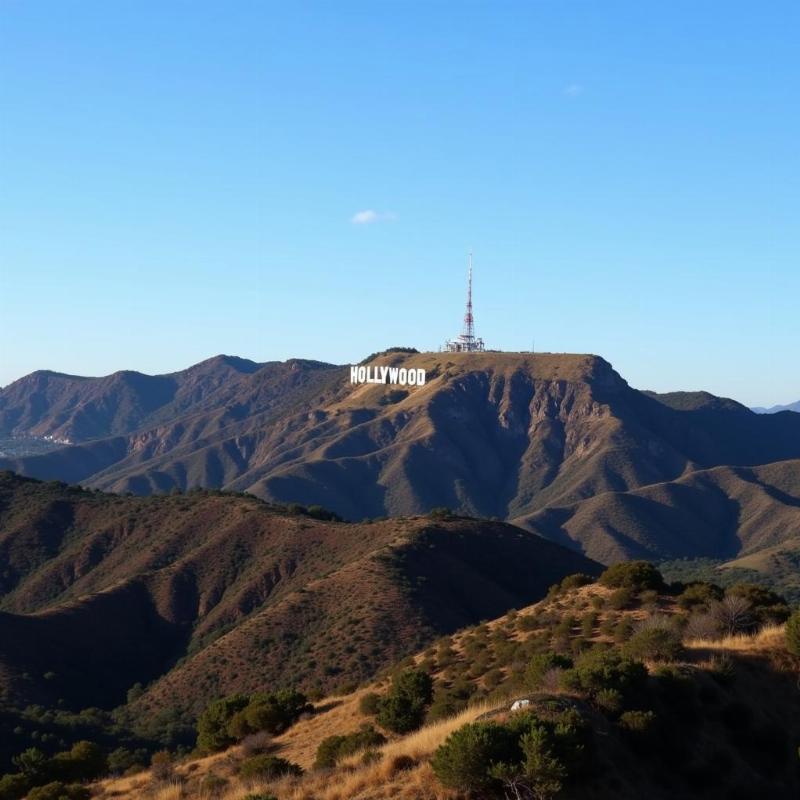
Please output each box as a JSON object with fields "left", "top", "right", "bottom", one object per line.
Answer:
{"left": 444, "top": 252, "right": 486, "bottom": 352}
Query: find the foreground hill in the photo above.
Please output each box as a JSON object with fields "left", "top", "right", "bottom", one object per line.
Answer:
{"left": 3, "top": 351, "right": 800, "bottom": 526}
{"left": 0, "top": 472, "right": 597, "bottom": 716}
{"left": 88, "top": 566, "right": 800, "bottom": 800}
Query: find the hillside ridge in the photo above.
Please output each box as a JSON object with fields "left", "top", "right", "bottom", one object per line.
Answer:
{"left": 0, "top": 471, "right": 598, "bottom": 715}
{"left": 4, "top": 352, "right": 799, "bottom": 528}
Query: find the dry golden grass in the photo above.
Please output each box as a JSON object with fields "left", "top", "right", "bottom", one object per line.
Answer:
{"left": 94, "top": 698, "right": 506, "bottom": 800}
{"left": 271, "top": 689, "right": 375, "bottom": 770}
{"left": 278, "top": 760, "right": 455, "bottom": 800}
{"left": 270, "top": 698, "right": 506, "bottom": 800}
{"left": 95, "top": 745, "right": 237, "bottom": 799}
{"left": 150, "top": 784, "right": 184, "bottom": 800}
{"left": 94, "top": 769, "right": 151, "bottom": 797}
{"left": 378, "top": 697, "right": 505, "bottom": 761}
{"left": 684, "top": 623, "right": 786, "bottom": 652}
{"left": 275, "top": 702, "right": 507, "bottom": 800}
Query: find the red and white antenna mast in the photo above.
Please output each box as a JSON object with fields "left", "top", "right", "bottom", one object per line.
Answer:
{"left": 462, "top": 252, "right": 475, "bottom": 342}
{"left": 444, "top": 252, "right": 485, "bottom": 352}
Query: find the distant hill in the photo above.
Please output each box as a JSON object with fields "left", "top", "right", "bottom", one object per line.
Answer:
{"left": 0, "top": 354, "right": 309, "bottom": 443}
{"left": 513, "top": 459, "right": 800, "bottom": 566}
{"left": 752, "top": 400, "right": 800, "bottom": 414}
{"left": 0, "top": 472, "right": 598, "bottom": 714}
{"left": 3, "top": 352, "right": 800, "bottom": 525}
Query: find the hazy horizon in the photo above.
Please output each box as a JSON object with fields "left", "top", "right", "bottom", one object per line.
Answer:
{"left": 2, "top": 2, "right": 798, "bottom": 407}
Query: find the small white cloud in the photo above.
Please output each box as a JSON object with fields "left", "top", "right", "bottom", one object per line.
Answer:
{"left": 351, "top": 209, "right": 397, "bottom": 225}
{"left": 564, "top": 83, "right": 584, "bottom": 97}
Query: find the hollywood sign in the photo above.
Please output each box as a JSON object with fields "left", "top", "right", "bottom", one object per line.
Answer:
{"left": 350, "top": 365, "right": 427, "bottom": 386}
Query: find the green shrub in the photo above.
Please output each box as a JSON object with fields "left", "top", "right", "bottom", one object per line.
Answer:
{"left": 432, "top": 709, "right": 589, "bottom": 798}
{"left": 560, "top": 647, "right": 647, "bottom": 701}
{"left": 677, "top": 582, "right": 723, "bottom": 610}
{"left": 306, "top": 505, "right": 342, "bottom": 522}
{"left": 314, "top": 726, "right": 386, "bottom": 769}
{"left": 496, "top": 711, "right": 588, "bottom": 800}
{"left": 359, "top": 692, "right": 382, "bottom": 716}
{"left": 377, "top": 669, "right": 433, "bottom": 733}
{"left": 51, "top": 741, "right": 107, "bottom": 782}
{"left": 594, "top": 687, "right": 623, "bottom": 714}
{"left": 197, "top": 694, "right": 250, "bottom": 752}
{"left": 27, "top": 784, "right": 89, "bottom": 800}
{"left": 600, "top": 562, "right": 664, "bottom": 592}
{"left": 554, "top": 614, "right": 576, "bottom": 636}
{"left": 12, "top": 748, "right": 48, "bottom": 781}
{"left": 623, "top": 627, "right": 683, "bottom": 663}
{"left": 613, "top": 617, "right": 635, "bottom": 642}
{"left": 581, "top": 612, "right": 599, "bottom": 637}
{"left": 786, "top": 610, "right": 800, "bottom": 657}
{"left": 107, "top": 747, "right": 148, "bottom": 776}
{"left": 0, "top": 774, "right": 29, "bottom": 800}
{"left": 431, "top": 721, "right": 518, "bottom": 792}
{"left": 395, "top": 668, "right": 434, "bottom": 703}
{"left": 524, "top": 653, "right": 572, "bottom": 690}
{"left": 619, "top": 709, "right": 656, "bottom": 733}
{"left": 429, "top": 507, "right": 453, "bottom": 519}
{"left": 377, "top": 694, "right": 421, "bottom": 734}
{"left": 484, "top": 668, "right": 504, "bottom": 689}
{"left": 557, "top": 573, "right": 596, "bottom": 593}
{"left": 726, "top": 584, "right": 790, "bottom": 624}
{"left": 515, "top": 723, "right": 566, "bottom": 800}
{"left": 609, "top": 587, "right": 636, "bottom": 610}
{"left": 427, "top": 681, "right": 475, "bottom": 722}
{"left": 228, "top": 689, "right": 310, "bottom": 739}
{"left": 238, "top": 755, "right": 302, "bottom": 781}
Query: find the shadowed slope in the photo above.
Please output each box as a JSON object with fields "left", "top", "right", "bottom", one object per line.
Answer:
{"left": 0, "top": 472, "right": 598, "bottom": 713}
{"left": 514, "top": 459, "right": 800, "bottom": 564}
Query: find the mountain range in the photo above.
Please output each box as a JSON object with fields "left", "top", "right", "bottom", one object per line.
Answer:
{"left": 1, "top": 348, "right": 800, "bottom": 797}
{"left": 2, "top": 351, "right": 799, "bottom": 572}
{"left": 752, "top": 400, "right": 800, "bottom": 414}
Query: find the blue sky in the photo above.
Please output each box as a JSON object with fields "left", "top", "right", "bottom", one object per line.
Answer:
{"left": 1, "top": 2, "right": 798, "bottom": 406}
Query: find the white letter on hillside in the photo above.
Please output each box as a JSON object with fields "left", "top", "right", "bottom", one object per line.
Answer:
{"left": 350, "top": 366, "right": 359, "bottom": 383}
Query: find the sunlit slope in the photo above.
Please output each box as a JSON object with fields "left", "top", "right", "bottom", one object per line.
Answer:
{"left": 3, "top": 351, "right": 800, "bottom": 522}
